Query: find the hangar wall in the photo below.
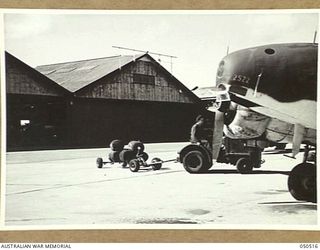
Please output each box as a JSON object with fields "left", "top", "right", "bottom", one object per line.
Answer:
{"left": 7, "top": 94, "right": 68, "bottom": 150}
{"left": 78, "top": 59, "right": 195, "bottom": 104}
{"left": 6, "top": 53, "right": 67, "bottom": 97}
{"left": 65, "top": 98, "right": 203, "bottom": 148}
{"left": 6, "top": 52, "right": 70, "bottom": 151}
{"left": 6, "top": 52, "right": 210, "bottom": 151}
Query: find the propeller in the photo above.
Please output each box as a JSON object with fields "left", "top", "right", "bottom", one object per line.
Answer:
{"left": 210, "top": 88, "right": 237, "bottom": 161}
{"left": 212, "top": 110, "right": 225, "bottom": 160}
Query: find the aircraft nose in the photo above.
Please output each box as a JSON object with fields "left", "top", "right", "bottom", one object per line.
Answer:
{"left": 216, "top": 49, "right": 257, "bottom": 89}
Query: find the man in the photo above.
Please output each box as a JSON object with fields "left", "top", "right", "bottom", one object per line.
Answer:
{"left": 190, "top": 115, "right": 212, "bottom": 149}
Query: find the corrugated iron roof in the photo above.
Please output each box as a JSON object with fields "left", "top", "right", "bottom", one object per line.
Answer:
{"left": 36, "top": 54, "right": 144, "bottom": 92}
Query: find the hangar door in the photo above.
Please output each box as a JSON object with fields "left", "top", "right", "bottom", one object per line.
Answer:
{"left": 7, "top": 94, "right": 68, "bottom": 151}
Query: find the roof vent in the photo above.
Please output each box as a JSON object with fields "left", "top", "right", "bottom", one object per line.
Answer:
{"left": 264, "top": 48, "right": 275, "bottom": 55}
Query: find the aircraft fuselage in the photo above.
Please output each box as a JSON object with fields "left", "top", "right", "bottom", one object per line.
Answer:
{"left": 216, "top": 43, "right": 317, "bottom": 145}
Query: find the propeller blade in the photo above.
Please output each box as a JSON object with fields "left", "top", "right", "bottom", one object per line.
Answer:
{"left": 212, "top": 110, "right": 225, "bottom": 160}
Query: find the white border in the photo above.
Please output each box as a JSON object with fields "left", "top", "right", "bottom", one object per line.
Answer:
{"left": 0, "top": 11, "right": 7, "bottom": 230}
{"left": 0, "top": 8, "right": 319, "bottom": 231}
{"left": 1, "top": 223, "right": 320, "bottom": 231}
{"left": 318, "top": 13, "right": 320, "bottom": 228}
{"left": 0, "top": 8, "right": 319, "bottom": 14}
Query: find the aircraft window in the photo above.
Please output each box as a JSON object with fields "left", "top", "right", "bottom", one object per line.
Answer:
{"left": 264, "top": 48, "right": 275, "bottom": 55}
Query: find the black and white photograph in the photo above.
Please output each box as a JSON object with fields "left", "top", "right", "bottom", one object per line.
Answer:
{"left": 1, "top": 10, "right": 318, "bottom": 229}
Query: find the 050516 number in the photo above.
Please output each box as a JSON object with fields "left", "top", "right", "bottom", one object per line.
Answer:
{"left": 300, "top": 244, "right": 318, "bottom": 248}
{"left": 232, "top": 74, "right": 250, "bottom": 84}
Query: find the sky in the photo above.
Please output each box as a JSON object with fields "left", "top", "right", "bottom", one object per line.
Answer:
{"left": 3, "top": 11, "right": 319, "bottom": 89}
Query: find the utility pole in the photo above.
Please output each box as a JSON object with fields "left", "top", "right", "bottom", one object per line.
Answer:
{"left": 313, "top": 30, "right": 317, "bottom": 43}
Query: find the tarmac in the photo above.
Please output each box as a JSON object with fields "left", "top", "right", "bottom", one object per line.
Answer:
{"left": 3, "top": 142, "right": 318, "bottom": 229}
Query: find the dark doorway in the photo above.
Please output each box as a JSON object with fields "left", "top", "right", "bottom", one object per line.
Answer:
{"left": 7, "top": 94, "right": 68, "bottom": 151}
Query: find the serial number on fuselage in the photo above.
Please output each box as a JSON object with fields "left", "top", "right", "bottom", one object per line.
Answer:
{"left": 232, "top": 74, "right": 251, "bottom": 84}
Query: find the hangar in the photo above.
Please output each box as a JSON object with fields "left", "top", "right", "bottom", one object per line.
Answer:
{"left": 6, "top": 52, "right": 70, "bottom": 151}
{"left": 6, "top": 52, "right": 208, "bottom": 150}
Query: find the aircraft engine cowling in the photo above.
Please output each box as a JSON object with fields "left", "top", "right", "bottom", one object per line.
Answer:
{"left": 222, "top": 102, "right": 237, "bottom": 126}
{"left": 223, "top": 105, "right": 271, "bottom": 139}
{"left": 213, "top": 84, "right": 238, "bottom": 126}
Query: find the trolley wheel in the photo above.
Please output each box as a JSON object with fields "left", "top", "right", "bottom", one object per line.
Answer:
{"left": 119, "top": 149, "right": 135, "bottom": 163}
{"left": 151, "top": 157, "right": 162, "bottom": 170}
{"left": 183, "top": 150, "right": 211, "bottom": 173}
{"left": 96, "top": 157, "right": 103, "bottom": 168}
{"left": 128, "top": 141, "right": 145, "bottom": 153}
{"left": 110, "top": 139, "right": 125, "bottom": 152}
{"left": 236, "top": 158, "right": 253, "bottom": 174}
{"left": 129, "top": 159, "right": 140, "bottom": 172}
{"left": 108, "top": 151, "right": 120, "bottom": 163}
{"left": 288, "top": 163, "right": 316, "bottom": 203}
{"left": 140, "top": 152, "right": 149, "bottom": 161}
